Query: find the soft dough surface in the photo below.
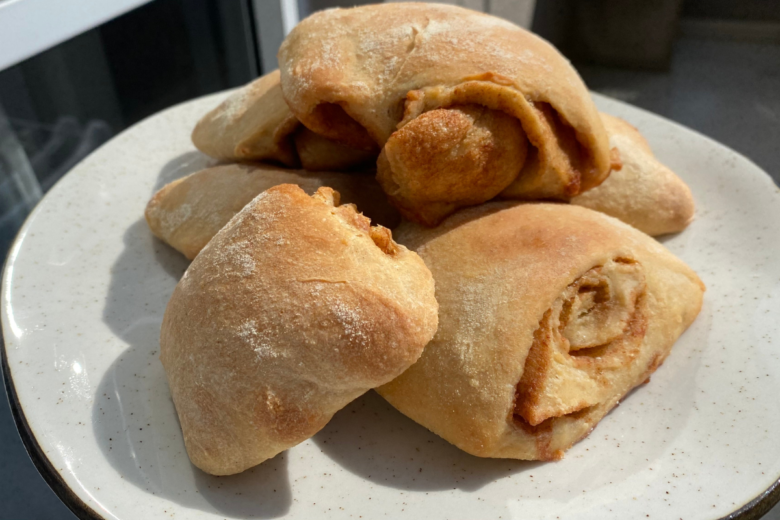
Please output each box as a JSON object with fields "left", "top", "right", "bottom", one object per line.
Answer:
{"left": 160, "top": 185, "right": 438, "bottom": 475}
{"left": 191, "top": 70, "right": 373, "bottom": 170}
{"left": 145, "top": 163, "right": 400, "bottom": 260}
{"left": 572, "top": 113, "right": 695, "bottom": 236}
{"left": 191, "top": 70, "right": 300, "bottom": 165}
{"left": 378, "top": 202, "right": 704, "bottom": 460}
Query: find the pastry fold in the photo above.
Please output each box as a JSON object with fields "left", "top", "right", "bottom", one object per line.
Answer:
{"left": 571, "top": 113, "right": 695, "bottom": 236}
{"left": 161, "top": 185, "right": 438, "bottom": 475}
{"left": 191, "top": 70, "right": 374, "bottom": 170}
{"left": 376, "top": 104, "right": 529, "bottom": 226}
{"left": 377, "top": 202, "right": 704, "bottom": 460}
{"left": 279, "top": 3, "right": 611, "bottom": 224}
{"left": 145, "top": 163, "right": 400, "bottom": 259}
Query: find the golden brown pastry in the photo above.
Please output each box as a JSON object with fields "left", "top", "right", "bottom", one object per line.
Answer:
{"left": 571, "top": 113, "right": 695, "bottom": 236}
{"left": 160, "top": 185, "right": 438, "bottom": 475}
{"left": 145, "top": 163, "right": 400, "bottom": 259}
{"left": 377, "top": 104, "right": 528, "bottom": 225}
{"left": 278, "top": 3, "right": 612, "bottom": 224}
{"left": 377, "top": 202, "right": 704, "bottom": 460}
{"left": 191, "top": 70, "right": 373, "bottom": 170}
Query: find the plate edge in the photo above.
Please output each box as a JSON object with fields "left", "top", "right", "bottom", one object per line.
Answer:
{"left": 0, "top": 320, "right": 105, "bottom": 519}
{"left": 722, "top": 477, "right": 780, "bottom": 520}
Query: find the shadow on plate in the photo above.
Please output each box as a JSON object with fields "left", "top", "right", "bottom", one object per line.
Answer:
{"left": 151, "top": 150, "right": 218, "bottom": 192}
{"left": 312, "top": 390, "right": 544, "bottom": 492}
{"left": 93, "top": 150, "right": 292, "bottom": 518}
{"left": 313, "top": 297, "right": 711, "bottom": 495}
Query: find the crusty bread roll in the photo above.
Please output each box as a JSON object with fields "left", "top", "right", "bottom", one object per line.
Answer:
{"left": 145, "top": 163, "right": 400, "bottom": 259}
{"left": 377, "top": 202, "right": 704, "bottom": 460}
{"left": 161, "top": 185, "right": 438, "bottom": 475}
{"left": 571, "top": 113, "right": 695, "bottom": 236}
{"left": 191, "top": 70, "right": 373, "bottom": 170}
{"left": 278, "top": 3, "right": 612, "bottom": 224}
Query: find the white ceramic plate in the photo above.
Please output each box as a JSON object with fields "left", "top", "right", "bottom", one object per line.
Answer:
{"left": 3, "top": 91, "right": 780, "bottom": 520}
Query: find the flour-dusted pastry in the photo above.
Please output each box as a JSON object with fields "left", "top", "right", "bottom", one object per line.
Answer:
{"left": 377, "top": 202, "right": 704, "bottom": 460}
{"left": 191, "top": 70, "right": 299, "bottom": 165}
{"left": 191, "top": 70, "right": 373, "bottom": 170}
{"left": 571, "top": 113, "right": 695, "bottom": 236}
{"left": 145, "top": 163, "right": 400, "bottom": 259}
{"left": 161, "top": 185, "right": 438, "bottom": 475}
{"left": 278, "top": 3, "right": 612, "bottom": 224}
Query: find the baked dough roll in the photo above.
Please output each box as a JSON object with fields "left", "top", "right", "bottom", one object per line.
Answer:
{"left": 145, "top": 163, "right": 400, "bottom": 259}
{"left": 161, "top": 185, "right": 438, "bottom": 475}
{"left": 278, "top": 3, "right": 612, "bottom": 224}
{"left": 191, "top": 69, "right": 374, "bottom": 170}
{"left": 377, "top": 202, "right": 704, "bottom": 461}
{"left": 571, "top": 113, "right": 695, "bottom": 236}
{"left": 376, "top": 104, "right": 528, "bottom": 226}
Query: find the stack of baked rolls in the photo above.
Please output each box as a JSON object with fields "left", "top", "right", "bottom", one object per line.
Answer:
{"left": 148, "top": 3, "right": 704, "bottom": 475}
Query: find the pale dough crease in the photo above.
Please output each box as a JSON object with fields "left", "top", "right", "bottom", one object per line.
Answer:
{"left": 378, "top": 202, "right": 704, "bottom": 460}
{"left": 161, "top": 185, "right": 438, "bottom": 475}
{"left": 145, "top": 163, "right": 400, "bottom": 259}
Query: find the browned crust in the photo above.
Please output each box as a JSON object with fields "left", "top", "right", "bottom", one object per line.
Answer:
{"left": 377, "top": 104, "right": 528, "bottom": 226}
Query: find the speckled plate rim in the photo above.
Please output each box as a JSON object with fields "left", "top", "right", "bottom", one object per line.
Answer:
{"left": 1, "top": 92, "right": 779, "bottom": 520}
{"left": 0, "top": 98, "right": 203, "bottom": 520}
{"left": 1, "top": 326, "right": 101, "bottom": 520}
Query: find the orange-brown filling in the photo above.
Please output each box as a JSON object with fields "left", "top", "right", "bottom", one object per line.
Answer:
{"left": 514, "top": 258, "right": 648, "bottom": 427}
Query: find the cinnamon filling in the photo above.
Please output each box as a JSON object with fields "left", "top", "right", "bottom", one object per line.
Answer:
{"left": 514, "top": 257, "right": 648, "bottom": 427}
